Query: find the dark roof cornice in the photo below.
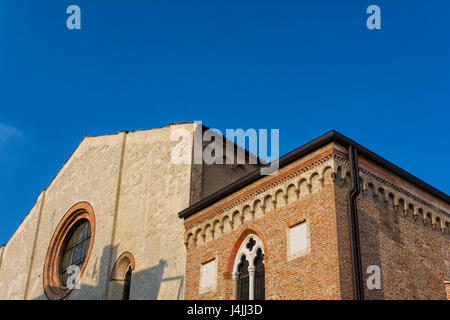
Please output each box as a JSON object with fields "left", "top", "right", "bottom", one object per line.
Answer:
{"left": 178, "top": 130, "right": 449, "bottom": 219}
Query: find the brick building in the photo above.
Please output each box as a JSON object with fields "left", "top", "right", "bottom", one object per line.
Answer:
{"left": 0, "top": 125, "right": 448, "bottom": 300}
{"left": 179, "top": 131, "right": 450, "bottom": 300}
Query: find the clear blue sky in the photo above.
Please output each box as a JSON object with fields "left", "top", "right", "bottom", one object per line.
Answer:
{"left": 0, "top": 1, "right": 449, "bottom": 244}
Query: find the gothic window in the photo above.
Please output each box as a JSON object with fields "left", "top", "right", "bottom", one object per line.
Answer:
{"left": 237, "top": 255, "right": 249, "bottom": 300}
{"left": 253, "top": 248, "right": 265, "bottom": 300}
{"left": 232, "top": 234, "right": 265, "bottom": 300}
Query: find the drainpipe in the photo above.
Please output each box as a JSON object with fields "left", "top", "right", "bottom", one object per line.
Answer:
{"left": 347, "top": 145, "right": 365, "bottom": 300}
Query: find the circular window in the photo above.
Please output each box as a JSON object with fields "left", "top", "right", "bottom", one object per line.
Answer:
{"left": 59, "top": 219, "right": 92, "bottom": 287}
{"left": 43, "top": 202, "right": 95, "bottom": 300}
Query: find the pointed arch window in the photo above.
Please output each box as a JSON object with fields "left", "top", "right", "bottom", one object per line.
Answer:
{"left": 253, "top": 248, "right": 265, "bottom": 300}
{"left": 232, "top": 235, "right": 265, "bottom": 300}
{"left": 237, "top": 255, "right": 249, "bottom": 300}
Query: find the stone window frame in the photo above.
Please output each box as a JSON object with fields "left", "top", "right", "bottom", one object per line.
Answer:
{"left": 199, "top": 257, "right": 218, "bottom": 294}
{"left": 232, "top": 234, "right": 265, "bottom": 300}
{"left": 110, "top": 252, "right": 136, "bottom": 300}
{"left": 286, "top": 219, "right": 311, "bottom": 261}
{"left": 43, "top": 202, "right": 96, "bottom": 300}
{"left": 110, "top": 252, "right": 136, "bottom": 281}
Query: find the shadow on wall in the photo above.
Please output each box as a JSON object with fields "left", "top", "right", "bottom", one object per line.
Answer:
{"left": 335, "top": 191, "right": 387, "bottom": 300}
{"left": 358, "top": 209, "right": 385, "bottom": 300}
{"left": 33, "top": 244, "right": 184, "bottom": 300}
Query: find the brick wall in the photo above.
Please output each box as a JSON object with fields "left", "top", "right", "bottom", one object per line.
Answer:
{"left": 183, "top": 144, "right": 346, "bottom": 300}
{"left": 445, "top": 282, "right": 450, "bottom": 300}
{"left": 185, "top": 183, "right": 342, "bottom": 299}
{"left": 183, "top": 143, "right": 450, "bottom": 300}
{"left": 335, "top": 182, "right": 449, "bottom": 300}
{"left": 351, "top": 157, "right": 450, "bottom": 300}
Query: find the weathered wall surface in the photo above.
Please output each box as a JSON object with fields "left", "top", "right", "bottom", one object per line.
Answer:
{"left": 0, "top": 192, "right": 44, "bottom": 299}
{"left": 0, "top": 246, "right": 3, "bottom": 269}
{"left": 0, "top": 122, "right": 259, "bottom": 300}
{"left": 110, "top": 124, "right": 195, "bottom": 300}
{"left": 202, "top": 163, "right": 259, "bottom": 200}
{"left": 195, "top": 126, "right": 262, "bottom": 202}
{"left": 109, "top": 123, "right": 260, "bottom": 300}
{"left": 351, "top": 155, "right": 450, "bottom": 300}
{"left": 331, "top": 144, "right": 450, "bottom": 300}
{"left": 26, "top": 133, "right": 125, "bottom": 300}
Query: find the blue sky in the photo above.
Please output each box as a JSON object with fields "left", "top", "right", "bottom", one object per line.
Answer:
{"left": 0, "top": 1, "right": 449, "bottom": 244}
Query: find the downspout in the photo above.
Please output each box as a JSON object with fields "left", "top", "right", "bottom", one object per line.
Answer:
{"left": 347, "top": 145, "right": 365, "bottom": 300}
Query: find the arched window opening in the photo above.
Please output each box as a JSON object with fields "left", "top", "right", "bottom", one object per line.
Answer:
{"left": 253, "top": 248, "right": 265, "bottom": 300}
{"left": 110, "top": 252, "right": 135, "bottom": 300}
{"left": 237, "top": 255, "right": 249, "bottom": 300}
{"left": 122, "top": 266, "right": 132, "bottom": 300}
{"left": 232, "top": 234, "right": 265, "bottom": 300}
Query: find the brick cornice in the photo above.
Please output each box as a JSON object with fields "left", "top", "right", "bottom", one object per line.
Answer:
{"left": 185, "top": 149, "right": 450, "bottom": 249}
{"left": 186, "top": 149, "right": 334, "bottom": 228}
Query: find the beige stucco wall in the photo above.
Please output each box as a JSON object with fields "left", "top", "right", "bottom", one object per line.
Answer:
{"left": 0, "top": 122, "right": 258, "bottom": 300}
{"left": 110, "top": 124, "right": 195, "bottom": 300}
{"left": 26, "top": 132, "right": 125, "bottom": 300}
{"left": 200, "top": 132, "right": 261, "bottom": 200}
{"left": 0, "top": 192, "right": 44, "bottom": 299}
{"left": 108, "top": 123, "right": 259, "bottom": 299}
{"left": 202, "top": 163, "right": 259, "bottom": 199}
{"left": 0, "top": 246, "right": 3, "bottom": 269}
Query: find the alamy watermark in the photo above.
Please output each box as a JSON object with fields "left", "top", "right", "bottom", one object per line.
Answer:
{"left": 170, "top": 121, "right": 280, "bottom": 175}
{"left": 366, "top": 5, "right": 381, "bottom": 30}
{"left": 65, "top": 5, "right": 381, "bottom": 31}
{"left": 62, "top": 265, "right": 81, "bottom": 290}
{"left": 366, "top": 265, "right": 381, "bottom": 290}
{"left": 66, "top": 5, "right": 81, "bottom": 30}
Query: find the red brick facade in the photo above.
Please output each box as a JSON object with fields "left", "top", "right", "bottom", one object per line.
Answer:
{"left": 183, "top": 143, "right": 450, "bottom": 300}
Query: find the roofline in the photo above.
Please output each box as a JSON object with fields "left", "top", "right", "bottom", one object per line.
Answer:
{"left": 2, "top": 121, "right": 263, "bottom": 248}
{"left": 178, "top": 130, "right": 449, "bottom": 219}
{"left": 85, "top": 122, "right": 197, "bottom": 138}
{"left": 85, "top": 122, "right": 263, "bottom": 163}
{"left": 199, "top": 124, "right": 265, "bottom": 165}
{"left": 48, "top": 123, "right": 201, "bottom": 190}
{"left": 2, "top": 123, "right": 198, "bottom": 249}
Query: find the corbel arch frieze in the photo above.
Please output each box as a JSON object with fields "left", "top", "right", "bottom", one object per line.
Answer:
{"left": 185, "top": 156, "right": 339, "bottom": 248}
{"left": 185, "top": 154, "right": 449, "bottom": 249}
{"left": 358, "top": 169, "right": 450, "bottom": 236}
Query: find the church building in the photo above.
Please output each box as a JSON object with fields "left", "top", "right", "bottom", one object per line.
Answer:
{"left": 0, "top": 122, "right": 448, "bottom": 300}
